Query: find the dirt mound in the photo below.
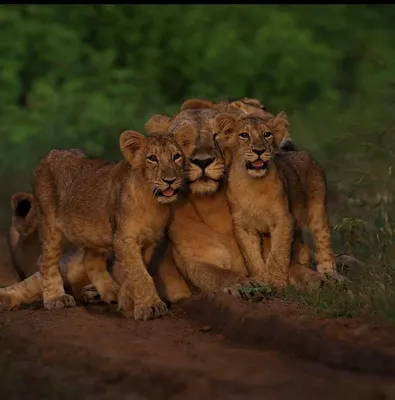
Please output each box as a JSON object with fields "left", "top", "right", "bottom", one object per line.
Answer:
{"left": 0, "top": 296, "right": 394, "bottom": 399}
{"left": 178, "top": 294, "right": 395, "bottom": 376}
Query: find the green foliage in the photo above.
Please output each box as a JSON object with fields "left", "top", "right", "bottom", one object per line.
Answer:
{"left": 1, "top": 5, "right": 395, "bottom": 321}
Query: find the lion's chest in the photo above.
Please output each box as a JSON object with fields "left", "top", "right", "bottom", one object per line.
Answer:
{"left": 227, "top": 171, "right": 281, "bottom": 234}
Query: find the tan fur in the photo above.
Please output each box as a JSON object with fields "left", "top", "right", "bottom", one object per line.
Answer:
{"left": 178, "top": 97, "right": 295, "bottom": 151}
{"left": 214, "top": 112, "right": 342, "bottom": 287}
{"left": 147, "top": 109, "right": 267, "bottom": 299}
{"left": 0, "top": 107, "right": 317, "bottom": 310}
{"left": 30, "top": 130, "right": 188, "bottom": 320}
{"left": 0, "top": 193, "right": 45, "bottom": 288}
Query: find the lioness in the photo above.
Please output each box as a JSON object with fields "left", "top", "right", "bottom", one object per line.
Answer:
{"left": 31, "top": 129, "right": 188, "bottom": 320}
{"left": 214, "top": 111, "right": 342, "bottom": 287}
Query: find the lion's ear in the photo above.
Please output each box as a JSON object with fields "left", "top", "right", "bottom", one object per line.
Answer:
{"left": 214, "top": 113, "right": 238, "bottom": 145}
{"left": 173, "top": 122, "right": 197, "bottom": 157}
{"left": 145, "top": 114, "right": 172, "bottom": 135}
{"left": 267, "top": 111, "right": 289, "bottom": 148}
{"left": 180, "top": 99, "right": 213, "bottom": 111}
{"left": 239, "top": 97, "right": 263, "bottom": 108}
{"left": 120, "top": 130, "right": 147, "bottom": 167}
{"left": 10, "top": 192, "right": 37, "bottom": 236}
{"left": 230, "top": 101, "right": 251, "bottom": 115}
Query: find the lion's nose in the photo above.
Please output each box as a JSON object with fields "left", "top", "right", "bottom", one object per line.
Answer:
{"left": 252, "top": 148, "right": 266, "bottom": 156}
{"left": 164, "top": 177, "right": 176, "bottom": 185}
{"left": 191, "top": 155, "right": 215, "bottom": 170}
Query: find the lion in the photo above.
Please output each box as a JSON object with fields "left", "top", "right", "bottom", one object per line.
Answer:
{"left": 145, "top": 107, "right": 325, "bottom": 297}
{"left": 27, "top": 129, "right": 190, "bottom": 321}
{"left": 178, "top": 97, "right": 296, "bottom": 152}
{"left": 0, "top": 192, "right": 64, "bottom": 287}
{"left": 213, "top": 111, "right": 344, "bottom": 287}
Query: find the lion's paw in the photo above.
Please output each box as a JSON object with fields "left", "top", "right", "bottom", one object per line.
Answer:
{"left": 322, "top": 269, "right": 348, "bottom": 286}
{"left": 81, "top": 284, "right": 103, "bottom": 305}
{"left": 118, "top": 297, "right": 169, "bottom": 321}
{"left": 133, "top": 301, "right": 169, "bottom": 321}
{"left": 99, "top": 282, "right": 119, "bottom": 304}
{"left": 44, "top": 294, "right": 76, "bottom": 310}
{"left": 290, "top": 269, "right": 325, "bottom": 291}
{"left": 222, "top": 279, "right": 272, "bottom": 302}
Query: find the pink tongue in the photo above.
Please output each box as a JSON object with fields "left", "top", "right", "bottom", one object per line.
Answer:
{"left": 162, "top": 188, "right": 175, "bottom": 197}
{"left": 252, "top": 160, "right": 264, "bottom": 168}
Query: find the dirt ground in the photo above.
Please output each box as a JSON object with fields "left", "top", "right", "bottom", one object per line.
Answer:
{"left": 1, "top": 294, "right": 395, "bottom": 400}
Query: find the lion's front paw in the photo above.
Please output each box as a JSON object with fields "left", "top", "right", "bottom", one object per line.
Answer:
{"left": 118, "top": 293, "right": 168, "bottom": 321}
{"left": 317, "top": 262, "right": 348, "bottom": 285}
{"left": 101, "top": 283, "right": 119, "bottom": 304}
{"left": 222, "top": 279, "right": 272, "bottom": 302}
{"left": 133, "top": 301, "right": 169, "bottom": 321}
{"left": 290, "top": 269, "right": 325, "bottom": 291}
{"left": 81, "top": 284, "right": 103, "bottom": 305}
{"left": 44, "top": 294, "right": 76, "bottom": 310}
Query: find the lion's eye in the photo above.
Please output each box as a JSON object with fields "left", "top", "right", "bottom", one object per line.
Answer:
{"left": 173, "top": 153, "right": 182, "bottom": 161}
{"left": 238, "top": 132, "right": 250, "bottom": 139}
{"left": 213, "top": 133, "right": 218, "bottom": 140}
{"left": 147, "top": 155, "right": 158, "bottom": 163}
{"left": 263, "top": 131, "right": 273, "bottom": 138}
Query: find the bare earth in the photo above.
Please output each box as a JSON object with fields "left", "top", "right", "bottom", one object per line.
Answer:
{"left": 1, "top": 294, "right": 395, "bottom": 400}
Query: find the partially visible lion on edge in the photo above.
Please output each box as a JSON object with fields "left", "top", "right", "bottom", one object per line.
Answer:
{"left": 0, "top": 192, "right": 79, "bottom": 288}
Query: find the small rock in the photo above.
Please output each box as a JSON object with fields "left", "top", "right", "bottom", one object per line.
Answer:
{"left": 199, "top": 325, "right": 212, "bottom": 332}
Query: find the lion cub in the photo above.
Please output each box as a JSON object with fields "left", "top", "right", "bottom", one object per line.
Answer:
{"left": 32, "top": 130, "right": 188, "bottom": 320}
{"left": 214, "top": 112, "right": 341, "bottom": 288}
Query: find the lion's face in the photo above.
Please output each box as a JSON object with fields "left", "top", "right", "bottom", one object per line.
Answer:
{"left": 214, "top": 111, "right": 289, "bottom": 178}
{"left": 145, "top": 109, "right": 226, "bottom": 195}
{"left": 120, "top": 131, "right": 186, "bottom": 204}
{"left": 171, "top": 113, "right": 226, "bottom": 195}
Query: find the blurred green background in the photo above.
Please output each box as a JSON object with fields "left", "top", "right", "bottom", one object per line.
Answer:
{"left": 0, "top": 4, "right": 395, "bottom": 319}
{"left": 0, "top": 5, "right": 394, "bottom": 237}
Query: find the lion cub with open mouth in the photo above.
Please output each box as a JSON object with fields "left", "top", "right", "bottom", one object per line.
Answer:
{"left": 214, "top": 112, "right": 343, "bottom": 289}
{"left": 32, "top": 129, "right": 188, "bottom": 320}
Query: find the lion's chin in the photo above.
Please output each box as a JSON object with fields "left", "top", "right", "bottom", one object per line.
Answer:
{"left": 155, "top": 187, "right": 179, "bottom": 204}
{"left": 156, "top": 194, "right": 178, "bottom": 204}
{"left": 189, "top": 179, "right": 219, "bottom": 195}
{"left": 247, "top": 168, "right": 269, "bottom": 178}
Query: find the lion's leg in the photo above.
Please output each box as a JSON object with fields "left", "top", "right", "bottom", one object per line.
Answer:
{"left": 291, "top": 228, "right": 312, "bottom": 266}
{"left": 156, "top": 248, "right": 192, "bottom": 303}
{"left": 307, "top": 201, "right": 343, "bottom": 281}
{"left": 234, "top": 225, "right": 268, "bottom": 280}
{"left": 264, "top": 216, "right": 293, "bottom": 289}
{"left": 114, "top": 236, "right": 168, "bottom": 321}
{"left": 39, "top": 219, "right": 76, "bottom": 310}
{"left": 61, "top": 250, "right": 91, "bottom": 300}
{"left": 184, "top": 261, "right": 265, "bottom": 300}
{"left": 82, "top": 249, "right": 118, "bottom": 304}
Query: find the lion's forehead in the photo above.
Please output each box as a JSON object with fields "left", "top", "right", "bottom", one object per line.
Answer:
{"left": 171, "top": 108, "right": 219, "bottom": 129}
{"left": 239, "top": 119, "right": 271, "bottom": 137}
{"left": 147, "top": 136, "right": 180, "bottom": 155}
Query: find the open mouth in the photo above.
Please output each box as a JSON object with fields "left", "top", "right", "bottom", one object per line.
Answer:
{"left": 246, "top": 159, "right": 268, "bottom": 171}
{"left": 156, "top": 188, "right": 179, "bottom": 198}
